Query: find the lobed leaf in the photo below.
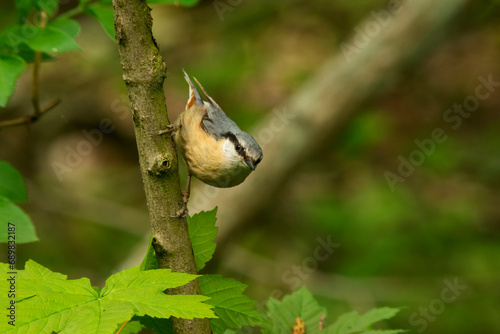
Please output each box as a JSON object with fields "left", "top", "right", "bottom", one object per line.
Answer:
{"left": 140, "top": 235, "right": 159, "bottom": 271}
{"left": 100, "top": 266, "right": 215, "bottom": 320}
{"left": 116, "top": 320, "right": 144, "bottom": 334}
{"left": 360, "top": 331, "right": 406, "bottom": 334}
{"left": 264, "top": 286, "right": 326, "bottom": 334}
{"left": 326, "top": 307, "right": 403, "bottom": 334}
{"left": 0, "top": 261, "right": 215, "bottom": 333}
{"left": 187, "top": 207, "right": 218, "bottom": 271}
{"left": 200, "top": 274, "right": 264, "bottom": 334}
{"left": 125, "top": 315, "right": 174, "bottom": 334}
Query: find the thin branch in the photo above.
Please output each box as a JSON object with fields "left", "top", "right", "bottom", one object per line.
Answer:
{"left": 31, "top": 53, "right": 42, "bottom": 116}
{"left": 56, "top": 5, "right": 84, "bottom": 21}
{"left": 32, "top": 11, "right": 47, "bottom": 117}
{"left": 115, "top": 320, "right": 129, "bottom": 334}
{"left": 40, "top": 97, "right": 62, "bottom": 113}
{"left": 0, "top": 10, "right": 60, "bottom": 131}
{"left": 0, "top": 98, "right": 61, "bottom": 130}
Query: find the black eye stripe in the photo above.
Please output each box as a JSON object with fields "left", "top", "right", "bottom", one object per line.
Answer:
{"left": 221, "top": 132, "right": 237, "bottom": 144}
{"left": 222, "top": 132, "right": 247, "bottom": 157}
{"left": 235, "top": 143, "right": 245, "bottom": 154}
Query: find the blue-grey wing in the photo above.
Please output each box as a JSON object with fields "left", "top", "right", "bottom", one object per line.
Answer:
{"left": 202, "top": 103, "right": 242, "bottom": 140}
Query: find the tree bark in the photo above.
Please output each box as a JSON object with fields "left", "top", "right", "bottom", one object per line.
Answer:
{"left": 112, "top": 0, "right": 211, "bottom": 333}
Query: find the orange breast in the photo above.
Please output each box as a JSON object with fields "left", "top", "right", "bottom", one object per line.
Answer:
{"left": 175, "top": 105, "right": 251, "bottom": 188}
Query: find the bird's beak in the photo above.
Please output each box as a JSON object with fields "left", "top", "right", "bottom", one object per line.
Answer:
{"left": 245, "top": 159, "right": 255, "bottom": 171}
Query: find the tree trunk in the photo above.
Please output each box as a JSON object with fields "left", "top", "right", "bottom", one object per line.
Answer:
{"left": 111, "top": 0, "right": 212, "bottom": 333}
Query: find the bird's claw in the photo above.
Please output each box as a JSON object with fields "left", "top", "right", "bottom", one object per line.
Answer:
{"left": 170, "top": 191, "right": 189, "bottom": 218}
{"left": 171, "top": 205, "right": 188, "bottom": 218}
{"left": 158, "top": 123, "right": 179, "bottom": 136}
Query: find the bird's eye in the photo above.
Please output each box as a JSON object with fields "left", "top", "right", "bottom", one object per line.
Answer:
{"left": 235, "top": 144, "right": 242, "bottom": 152}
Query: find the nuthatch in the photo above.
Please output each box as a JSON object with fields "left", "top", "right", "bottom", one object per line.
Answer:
{"left": 161, "top": 70, "right": 263, "bottom": 217}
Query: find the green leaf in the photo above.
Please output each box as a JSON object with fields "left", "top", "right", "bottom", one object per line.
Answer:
{"left": 0, "top": 55, "right": 26, "bottom": 107}
{"left": 262, "top": 287, "right": 403, "bottom": 334}
{"left": 223, "top": 330, "right": 237, "bottom": 334}
{"left": 24, "top": 26, "right": 81, "bottom": 53}
{"left": 264, "top": 286, "right": 326, "bottom": 334}
{"left": 0, "top": 261, "right": 215, "bottom": 333}
{"left": 84, "top": 4, "right": 116, "bottom": 40}
{"left": 48, "top": 18, "right": 81, "bottom": 38}
{"left": 128, "top": 315, "right": 174, "bottom": 334}
{"left": 358, "top": 331, "right": 406, "bottom": 334}
{"left": 200, "top": 275, "right": 264, "bottom": 334}
{"left": 1, "top": 25, "right": 80, "bottom": 54}
{"left": 0, "top": 197, "right": 38, "bottom": 244}
{"left": 103, "top": 0, "right": 200, "bottom": 5}
{"left": 36, "top": 0, "right": 59, "bottom": 17}
{"left": 0, "top": 161, "right": 27, "bottom": 203}
{"left": 148, "top": 0, "right": 201, "bottom": 6}
{"left": 188, "top": 207, "right": 218, "bottom": 271}
{"left": 100, "top": 266, "right": 215, "bottom": 320}
{"left": 326, "top": 307, "right": 403, "bottom": 334}
{"left": 0, "top": 27, "right": 54, "bottom": 62}
{"left": 0, "top": 25, "right": 35, "bottom": 50}
{"left": 15, "top": 0, "right": 59, "bottom": 20}
{"left": 15, "top": 0, "right": 35, "bottom": 22}
{"left": 94, "top": 0, "right": 200, "bottom": 6}
{"left": 140, "top": 235, "right": 159, "bottom": 271}
{"left": 119, "top": 320, "right": 144, "bottom": 334}
{"left": 16, "top": 45, "right": 54, "bottom": 63}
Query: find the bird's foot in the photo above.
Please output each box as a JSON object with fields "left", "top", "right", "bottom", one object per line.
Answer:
{"left": 158, "top": 123, "right": 180, "bottom": 136}
{"left": 171, "top": 191, "right": 189, "bottom": 218}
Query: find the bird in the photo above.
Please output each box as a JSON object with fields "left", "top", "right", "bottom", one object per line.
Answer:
{"left": 160, "top": 70, "right": 263, "bottom": 217}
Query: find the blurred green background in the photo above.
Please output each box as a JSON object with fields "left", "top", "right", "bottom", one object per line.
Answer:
{"left": 1, "top": 0, "right": 500, "bottom": 333}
